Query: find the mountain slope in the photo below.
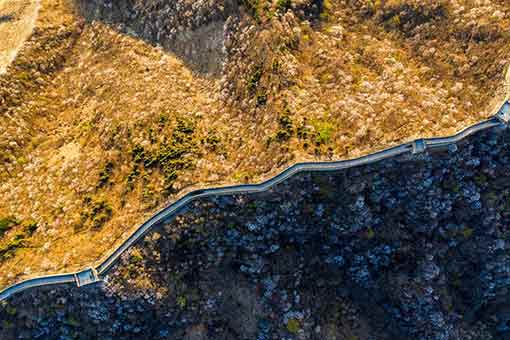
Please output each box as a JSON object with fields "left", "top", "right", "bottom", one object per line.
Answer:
{"left": 0, "top": 0, "right": 508, "bottom": 289}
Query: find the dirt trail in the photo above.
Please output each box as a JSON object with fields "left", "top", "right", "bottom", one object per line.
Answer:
{"left": 0, "top": 0, "right": 39, "bottom": 74}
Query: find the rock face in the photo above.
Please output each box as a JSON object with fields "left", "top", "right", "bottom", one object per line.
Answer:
{"left": 75, "top": 0, "right": 240, "bottom": 74}
{"left": 2, "top": 126, "right": 510, "bottom": 339}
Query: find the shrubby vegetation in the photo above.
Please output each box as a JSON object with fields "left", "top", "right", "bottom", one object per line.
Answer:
{"left": 0, "top": 0, "right": 508, "bottom": 288}
{"left": 129, "top": 117, "right": 197, "bottom": 194}
{"left": 79, "top": 197, "right": 113, "bottom": 230}
{"left": 0, "top": 217, "right": 38, "bottom": 261}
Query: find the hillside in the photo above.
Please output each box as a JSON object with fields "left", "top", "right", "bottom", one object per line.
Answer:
{"left": 0, "top": 0, "right": 509, "bottom": 289}
{"left": 1, "top": 126, "right": 509, "bottom": 339}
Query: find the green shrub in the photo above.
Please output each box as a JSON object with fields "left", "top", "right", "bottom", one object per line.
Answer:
{"left": 320, "top": 0, "right": 332, "bottom": 20}
{"left": 0, "top": 220, "right": 37, "bottom": 261}
{"left": 256, "top": 93, "right": 268, "bottom": 106}
{"left": 64, "top": 316, "right": 80, "bottom": 327}
{"left": 129, "top": 249, "right": 144, "bottom": 264}
{"left": 248, "top": 65, "right": 263, "bottom": 94}
{"left": 297, "top": 119, "right": 311, "bottom": 140}
{"left": 276, "top": 0, "right": 292, "bottom": 12}
{"left": 80, "top": 197, "right": 113, "bottom": 229}
{"left": 5, "top": 305, "right": 16, "bottom": 316}
{"left": 276, "top": 113, "right": 294, "bottom": 142}
{"left": 0, "top": 217, "right": 17, "bottom": 237}
{"left": 175, "top": 117, "right": 195, "bottom": 136}
{"left": 241, "top": 0, "right": 261, "bottom": 20}
{"left": 132, "top": 144, "right": 146, "bottom": 164}
{"left": 97, "top": 161, "right": 114, "bottom": 188}
{"left": 127, "top": 117, "right": 198, "bottom": 194}
{"left": 286, "top": 318, "right": 300, "bottom": 333}
{"left": 126, "top": 165, "right": 140, "bottom": 191}
{"left": 313, "top": 121, "right": 334, "bottom": 145}
{"left": 23, "top": 221, "right": 38, "bottom": 235}
{"left": 203, "top": 130, "right": 222, "bottom": 152}
{"left": 91, "top": 200, "right": 112, "bottom": 228}
{"left": 176, "top": 296, "right": 187, "bottom": 309}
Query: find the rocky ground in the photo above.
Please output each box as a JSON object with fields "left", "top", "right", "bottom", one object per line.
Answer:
{"left": 1, "top": 125, "right": 509, "bottom": 339}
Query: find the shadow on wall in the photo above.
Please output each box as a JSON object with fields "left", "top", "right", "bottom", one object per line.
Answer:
{"left": 74, "top": 0, "right": 240, "bottom": 76}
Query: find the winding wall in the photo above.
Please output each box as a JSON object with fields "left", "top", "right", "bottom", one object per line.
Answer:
{"left": 0, "top": 101, "right": 508, "bottom": 302}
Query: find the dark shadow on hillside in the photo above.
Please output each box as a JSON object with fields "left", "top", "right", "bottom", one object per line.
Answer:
{"left": 75, "top": 0, "right": 240, "bottom": 77}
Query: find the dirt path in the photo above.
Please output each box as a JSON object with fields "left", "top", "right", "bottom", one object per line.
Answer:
{"left": 0, "top": 0, "right": 39, "bottom": 74}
